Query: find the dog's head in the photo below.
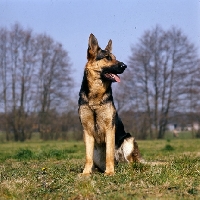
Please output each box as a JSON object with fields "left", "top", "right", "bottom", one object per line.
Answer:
{"left": 86, "top": 34, "right": 127, "bottom": 83}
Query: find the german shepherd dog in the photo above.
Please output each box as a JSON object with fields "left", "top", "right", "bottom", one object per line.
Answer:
{"left": 78, "top": 34, "right": 140, "bottom": 175}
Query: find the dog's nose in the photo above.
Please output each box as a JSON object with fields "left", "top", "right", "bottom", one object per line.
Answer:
{"left": 119, "top": 62, "right": 127, "bottom": 69}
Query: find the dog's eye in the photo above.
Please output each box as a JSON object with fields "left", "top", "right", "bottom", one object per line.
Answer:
{"left": 105, "top": 55, "right": 112, "bottom": 61}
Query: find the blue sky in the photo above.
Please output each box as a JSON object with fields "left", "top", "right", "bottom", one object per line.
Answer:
{"left": 1, "top": 0, "right": 200, "bottom": 89}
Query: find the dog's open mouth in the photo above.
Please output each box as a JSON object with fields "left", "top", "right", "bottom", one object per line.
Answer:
{"left": 104, "top": 73, "right": 120, "bottom": 82}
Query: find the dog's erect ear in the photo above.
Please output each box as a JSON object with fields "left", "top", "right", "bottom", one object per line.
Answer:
{"left": 87, "top": 34, "right": 99, "bottom": 60}
{"left": 105, "top": 39, "right": 112, "bottom": 53}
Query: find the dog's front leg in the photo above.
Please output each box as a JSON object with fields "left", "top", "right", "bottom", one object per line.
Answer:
{"left": 82, "top": 131, "right": 94, "bottom": 175}
{"left": 105, "top": 128, "right": 115, "bottom": 175}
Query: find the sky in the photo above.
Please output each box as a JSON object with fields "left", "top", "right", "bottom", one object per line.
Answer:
{"left": 1, "top": 0, "right": 200, "bottom": 90}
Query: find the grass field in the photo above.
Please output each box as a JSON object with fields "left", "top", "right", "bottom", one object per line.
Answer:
{"left": 0, "top": 138, "right": 199, "bottom": 199}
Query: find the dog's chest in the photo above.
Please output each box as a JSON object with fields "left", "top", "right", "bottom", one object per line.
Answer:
{"left": 90, "top": 104, "right": 115, "bottom": 144}
{"left": 93, "top": 123, "right": 106, "bottom": 144}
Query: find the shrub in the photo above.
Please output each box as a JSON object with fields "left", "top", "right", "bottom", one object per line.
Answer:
{"left": 162, "top": 144, "right": 175, "bottom": 151}
{"left": 14, "top": 148, "right": 34, "bottom": 160}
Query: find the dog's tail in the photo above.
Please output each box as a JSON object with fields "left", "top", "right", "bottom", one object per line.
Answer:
{"left": 140, "top": 159, "right": 167, "bottom": 166}
{"left": 132, "top": 139, "right": 141, "bottom": 162}
{"left": 133, "top": 139, "right": 167, "bottom": 166}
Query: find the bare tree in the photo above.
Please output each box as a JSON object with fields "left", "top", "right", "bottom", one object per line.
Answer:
{"left": 35, "top": 34, "right": 72, "bottom": 140}
{"left": 0, "top": 23, "right": 73, "bottom": 141}
{"left": 6, "top": 24, "right": 38, "bottom": 141}
{"left": 0, "top": 27, "right": 10, "bottom": 140}
{"left": 127, "top": 26, "right": 199, "bottom": 139}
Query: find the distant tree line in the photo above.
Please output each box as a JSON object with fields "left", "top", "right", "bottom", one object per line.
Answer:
{"left": 114, "top": 25, "right": 200, "bottom": 139}
{"left": 0, "top": 24, "right": 200, "bottom": 141}
{"left": 0, "top": 23, "right": 80, "bottom": 141}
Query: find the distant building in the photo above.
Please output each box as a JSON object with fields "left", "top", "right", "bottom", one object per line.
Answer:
{"left": 193, "top": 122, "right": 199, "bottom": 131}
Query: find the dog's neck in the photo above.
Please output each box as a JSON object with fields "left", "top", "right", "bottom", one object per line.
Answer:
{"left": 87, "top": 81, "right": 112, "bottom": 107}
{"left": 79, "top": 69, "right": 113, "bottom": 107}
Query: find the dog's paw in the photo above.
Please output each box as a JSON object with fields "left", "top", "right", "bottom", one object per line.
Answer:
{"left": 104, "top": 172, "right": 115, "bottom": 176}
{"left": 78, "top": 172, "right": 91, "bottom": 177}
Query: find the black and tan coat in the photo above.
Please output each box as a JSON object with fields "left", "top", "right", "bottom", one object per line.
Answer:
{"left": 78, "top": 34, "right": 140, "bottom": 175}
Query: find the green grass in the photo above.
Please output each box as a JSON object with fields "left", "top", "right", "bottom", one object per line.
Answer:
{"left": 0, "top": 139, "right": 199, "bottom": 199}
{"left": 164, "top": 131, "right": 195, "bottom": 140}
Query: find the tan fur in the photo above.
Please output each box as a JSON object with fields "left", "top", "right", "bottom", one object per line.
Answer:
{"left": 78, "top": 34, "right": 140, "bottom": 175}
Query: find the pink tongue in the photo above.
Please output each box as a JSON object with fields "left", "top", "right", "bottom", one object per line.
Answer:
{"left": 113, "top": 74, "right": 120, "bottom": 82}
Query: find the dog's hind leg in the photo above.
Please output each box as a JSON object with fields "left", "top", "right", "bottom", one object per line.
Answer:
{"left": 82, "top": 131, "right": 94, "bottom": 175}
